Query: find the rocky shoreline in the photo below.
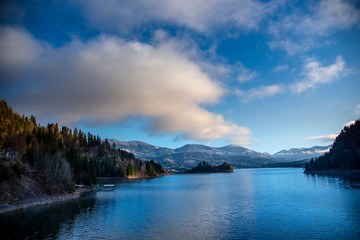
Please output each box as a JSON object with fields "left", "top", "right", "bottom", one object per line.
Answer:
{"left": 0, "top": 188, "right": 92, "bottom": 215}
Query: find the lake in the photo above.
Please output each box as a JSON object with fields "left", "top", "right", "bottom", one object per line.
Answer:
{"left": 1, "top": 168, "right": 360, "bottom": 239}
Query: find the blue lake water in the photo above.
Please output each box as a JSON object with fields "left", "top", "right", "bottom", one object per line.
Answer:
{"left": 1, "top": 168, "right": 360, "bottom": 239}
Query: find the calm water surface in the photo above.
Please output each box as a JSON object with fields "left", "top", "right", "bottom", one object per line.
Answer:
{"left": 1, "top": 168, "right": 360, "bottom": 239}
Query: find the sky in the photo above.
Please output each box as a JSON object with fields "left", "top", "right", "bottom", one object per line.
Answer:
{"left": 0, "top": 0, "right": 359, "bottom": 154}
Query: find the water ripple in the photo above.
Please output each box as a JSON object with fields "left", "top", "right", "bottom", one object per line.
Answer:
{"left": 1, "top": 168, "right": 360, "bottom": 239}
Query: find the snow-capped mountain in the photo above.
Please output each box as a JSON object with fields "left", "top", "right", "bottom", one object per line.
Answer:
{"left": 109, "top": 139, "right": 331, "bottom": 169}
{"left": 109, "top": 140, "right": 277, "bottom": 169}
{"left": 274, "top": 145, "right": 331, "bottom": 161}
{"left": 109, "top": 139, "right": 174, "bottom": 159}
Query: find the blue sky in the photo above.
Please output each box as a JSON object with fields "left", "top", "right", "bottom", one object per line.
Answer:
{"left": 0, "top": 0, "right": 359, "bottom": 154}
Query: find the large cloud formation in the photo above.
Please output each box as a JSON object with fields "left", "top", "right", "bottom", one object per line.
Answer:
{"left": 0, "top": 27, "right": 251, "bottom": 146}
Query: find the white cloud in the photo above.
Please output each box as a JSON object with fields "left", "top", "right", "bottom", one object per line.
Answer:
{"left": 291, "top": 56, "right": 346, "bottom": 94}
{"left": 304, "top": 120, "right": 356, "bottom": 142}
{"left": 237, "top": 65, "right": 257, "bottom": 83}
{"left": 197, "top": 60, "right": 257, "bottom": 85}
{"left": 235, "top": 84, "right": 285, "bottom": 103}
{"left": 268, "top": 0, "right": 360, "bottom": 54}
{"left": 268, "top": 38, "right": 315, "bottom": 56}
{"left": 300, "top": 0, "right": 360, "bottom": 36}
{"left": 274, "top": 65, "right": 288, "bottom": 72}
{"left": 303, "top": 134, "right": 338, "bottom": 142}
{"left": 74, "top": 0, "right": 281, "bottom": 34}
{"left": 355, "top": 104, "right": 360, "bottom": 115}
{"left": 234, "top": 56, "right": 347, "bottom": 103}
{"left": 237, "top": 72, "right": 256, "bottom": 82}
{"left": 0, "top": 27, "right": 252, "bottom": 146}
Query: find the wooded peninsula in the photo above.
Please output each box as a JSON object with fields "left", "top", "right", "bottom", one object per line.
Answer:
{"left": 0, "top": 100, "right": 164, "bottom": 211}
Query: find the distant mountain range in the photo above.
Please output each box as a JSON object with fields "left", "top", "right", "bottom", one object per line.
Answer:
{"left": 274, "top": 145, "right": 331, "bottom": 161}
{"left": 110, "top": 139, "right": 331, "bottom": 169}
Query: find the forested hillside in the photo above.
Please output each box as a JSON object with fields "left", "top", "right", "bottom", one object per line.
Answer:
{"left": 305, "top": 119, "right": 360, "bottom": 172}
{"left": 0, "top": 100, "right": 164, "bottom": 198}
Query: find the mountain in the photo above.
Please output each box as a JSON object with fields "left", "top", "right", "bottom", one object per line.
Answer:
{"left": 174, "top": 144, "right": 215, "bottom": 153}
{"left": 110, "top": 139, "right": 175, "bottom": 159}
{"left": 305, "top": 119, "right": 360, "bottom": 172}
{"left": 109, "top": 140, "right": 278, "bottom": 169}
{"left": 274, "top": 145, "right": 331, "bottom": 161}
{"left": 219, "top": 144, "right": 274, "bottom": 158}
{"left": 109, "top": 139, "right": 336, "bottom": 169}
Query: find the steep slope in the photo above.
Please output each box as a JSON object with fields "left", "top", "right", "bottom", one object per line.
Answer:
{"left": 0, "top": 100, "right": 165, "bottom": 207}
{"left": 305, "top": 119, "right": 360, "bottom": 172}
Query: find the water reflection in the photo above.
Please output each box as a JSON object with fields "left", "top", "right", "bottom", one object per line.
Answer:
{"left": 305, "top": 171, "right": 360, "bottom": 189}
{"left": 0, "top": 192, "right": 96, "bottom": 239}
{"left": 304, "top": 171, "right": 360, "bottom": 236}
{"left": 1, "top": 169, "right": 360, "bottom": 239}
